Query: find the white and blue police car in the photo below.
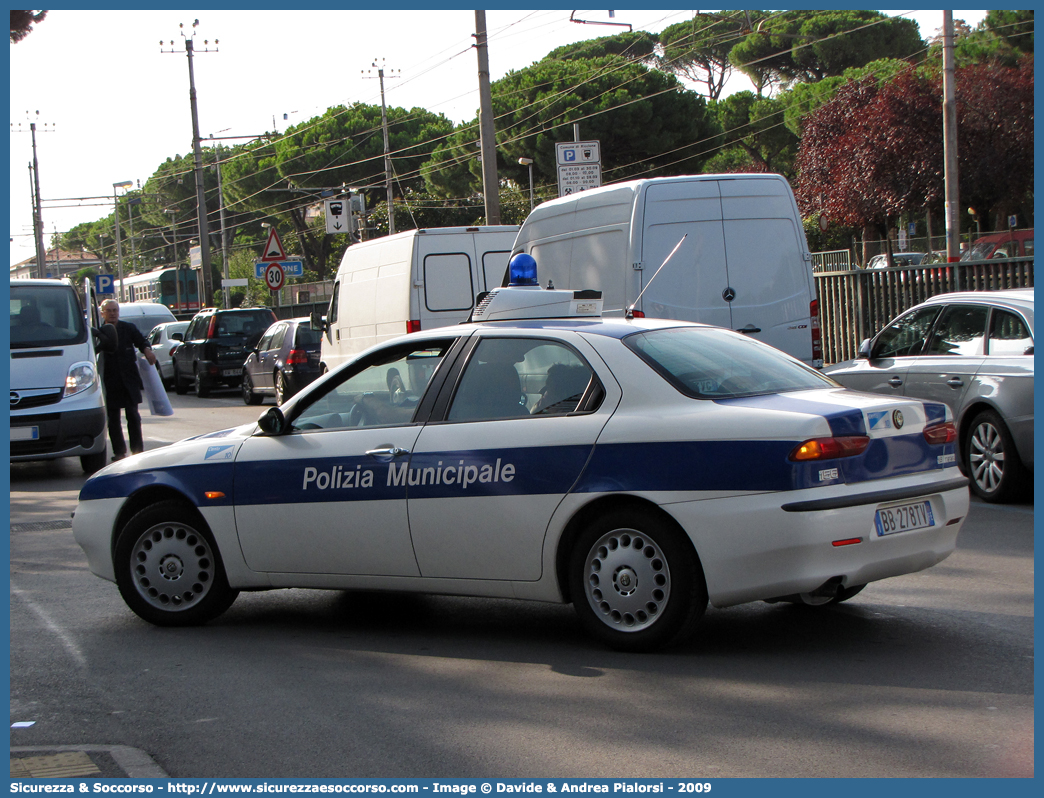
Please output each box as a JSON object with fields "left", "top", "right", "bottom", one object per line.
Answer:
{"left": 73, "top": 255, "right": 969, "bottom": 651}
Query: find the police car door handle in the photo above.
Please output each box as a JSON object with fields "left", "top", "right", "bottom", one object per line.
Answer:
{"left": 888, "top": 377, "right": 903, "bottom": 387}
{"left": 946, "top": 377, "right": 964, "bottom": 388}
{"left": 366, "top": 445, "right": 410, "bottom": 459}
{"left": 736, "top": 324, "right": 761, "bottom": 335}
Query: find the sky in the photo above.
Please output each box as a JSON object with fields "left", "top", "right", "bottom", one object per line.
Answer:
{"left": 8, "top": 8, "right": 987, "bottom": 268}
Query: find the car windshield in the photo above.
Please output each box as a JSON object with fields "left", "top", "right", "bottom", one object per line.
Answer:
{"left": 624, "top": 327, "right": 835, "bottom": 399}
{"left": 10, "top": 284, "right": 88, "bottom": 349}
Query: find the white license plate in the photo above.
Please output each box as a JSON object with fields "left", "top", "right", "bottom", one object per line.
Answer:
{"left": 222, "top": 369, "right": 239, "bottom": 377}
{"left": 11, "top": 426, "right": 39, "bottom": 442}
{"left": 875, "top": 500, "right": 935, "bottom": 536}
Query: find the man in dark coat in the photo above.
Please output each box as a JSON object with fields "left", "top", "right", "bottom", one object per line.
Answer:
{"left": 99, "top": 299, "right": 157, "bottom": 460}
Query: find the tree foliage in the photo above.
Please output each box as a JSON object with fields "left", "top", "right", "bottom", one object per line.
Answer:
{"left": 795, "top": 71, "right": 943, "bottom": 235}
{"left": 952, "top": 10, "right": 1035, "bottom": 67}
{"left": 956, "top": 57, "right": 1034, "bottom": 230}
{"left": 795, "top": 58, "right": 1034, "bottom": 236}
{"left": 706, "top": 92, "right": 798, "bottom": 178}
{"left": 730, "top": 10, "right": 924, "bottom": 93}
{"left": 658, "top": 12, "right": 766, "bottom": 101}
{"left": 546, "top": 30, "right": 657, "bottom": 64}
{"left": 10, "top": 10, "right": 46, "bottom": 43}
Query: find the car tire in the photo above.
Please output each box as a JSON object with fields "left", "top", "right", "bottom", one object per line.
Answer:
{"left": 113, "top": 500, "right": 239, "bottom": 627}
{"left": 80, "top": 451, "right": 107, "bottom": 474}
{"left": 242, "top": 371, "right": 262, "bottom": 406}
{"left": 965, "top": 409, "right": 1026, "bottom": 503}
{"left": 194, "top": 365, "right": 211, "bottom": 398}
{"left": 275, "top": 371, "right": 290, "bottom": 406}
{"left": 173, "top": 362, "right": 188, "bottom": 395}
{"left": 569, "top": 508, "right": 707, "bottom": 652}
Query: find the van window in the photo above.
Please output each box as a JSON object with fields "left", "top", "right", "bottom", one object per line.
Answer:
{"left": 482, "top": 250, "right": 511, "bottom": 291}
{"left": 328, "top": 281, "right": 340, "bottom": 325}
{"left": 10, "top": 284, "right": 88, "bottom": 349}
{"left": 424, "top": 253, "right": 474, "bottom": 312}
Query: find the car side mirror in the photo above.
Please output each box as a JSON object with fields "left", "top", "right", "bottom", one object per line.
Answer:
{"left": 1024, "top": 345, "right": 1034, "bottom": 356}
{"left": 170, "top": 332, "right": 184, "bottom": 341}
{"left": 857, "top": 338, "right": 872, "bottom": 359}
{"left": 309, "top": 311, "right": 327, "bottom": 333}
{"left": 257, "top": 406, "right": 286, "bottom": 435}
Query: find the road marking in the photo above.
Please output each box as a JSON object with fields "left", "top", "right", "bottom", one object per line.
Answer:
{"left": 10, "top": 583, "right": 86, "bottom": 668}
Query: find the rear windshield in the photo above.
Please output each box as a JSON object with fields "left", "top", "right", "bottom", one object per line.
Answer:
{"left": 127, "top": 314, "right": 175, "bottom": 336}
{"left": 294, "top": 325, "right": 323, "bottom": 347}
{"left": 624, "top": 327, "right": 835, "bottom": 399}
{"left": 10, "top": 284, "right": 88, "bottom": 349}
{"left": 214, "top": 310, "right": 275, "bottom": 340}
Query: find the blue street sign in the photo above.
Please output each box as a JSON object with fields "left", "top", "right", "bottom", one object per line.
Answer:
{"left": 95, "top": 274, "right": 115, "bottom": 294}
{"left": 255, "top": 260, "right": 304, "bottom": 278}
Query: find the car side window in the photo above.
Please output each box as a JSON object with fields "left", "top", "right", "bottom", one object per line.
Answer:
{"left": 924, "top": 305, "right": 988, "bottom": 356}
{"left": 987, "top": 309, "right": 1033, "bottom": 356}
{"left": 447, "top": 338, "right": 598, "bottom": 422}
{"left": 257, "top": 328, "right": 276, "bottom": 351}
{"left": 148, "top": 329, "right": 160, "bottom": 346}
{"left": 269, "top": 325, "right": 286, "bottom": 351}
{"left": 290, "top": 339, "right": 455, "bottom": 432}
{"left": 873, "top": 306, "right": 942, "bottom": 358}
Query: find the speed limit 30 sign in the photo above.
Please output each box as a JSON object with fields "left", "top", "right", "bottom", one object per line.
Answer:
{"left": 263, "top": 262, "right": 285, "bottom": 291}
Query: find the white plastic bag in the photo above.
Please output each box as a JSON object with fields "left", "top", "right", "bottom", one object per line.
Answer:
{"left": 138, "top": 357, "right": 174, "bottom": 416}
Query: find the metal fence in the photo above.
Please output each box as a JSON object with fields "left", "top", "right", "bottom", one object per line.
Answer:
{"left": 816, "top": 257, "right": 1033, "bottom": 365}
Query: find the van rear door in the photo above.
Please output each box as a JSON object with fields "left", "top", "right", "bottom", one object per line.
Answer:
{"left": 718, "top": 177, "right": 814, "bottom": 362}
{"left": 638, "top": 178, "right": 732, "bottom": 330}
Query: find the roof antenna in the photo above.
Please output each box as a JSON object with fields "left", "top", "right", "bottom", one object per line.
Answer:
{"left": 626, "top": 234, "right": 687, "bottom": 319}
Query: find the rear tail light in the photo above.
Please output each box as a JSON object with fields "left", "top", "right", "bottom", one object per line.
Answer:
{"left": 789, "top": 436, "right": 870, "bottom": 461}
{"left": 286, "top": 348, "right": 308, "bottom": 365}
{"left": 406, "top": 320, "right": 421, "bottom": 334}
{"left": 206, "top": 315, "right": 217, "bottom": 338}
{"left": 630, "top": 309, "right": 646, "bottom": 318}
{"left": 810, "top": 299, "right": 822, "bottom": 363}
{"left": 923, "top": 421, "right": 957, "bottom": 445}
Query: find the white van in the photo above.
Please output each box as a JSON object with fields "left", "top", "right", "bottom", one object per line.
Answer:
{"left": 115, "top": 301, "right": 177, "bottom": 336}
{"left": 10, "top": 278, "right": 109, "bottom": 473}
{"left": 510, "top": 174, "right": 822, "bottom": 367}
{"left": 316, "top": 226, "right": 519, "bottom": 372}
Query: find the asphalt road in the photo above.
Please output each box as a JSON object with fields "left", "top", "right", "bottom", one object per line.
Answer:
{"left": 8, "top": 391, "right": 1035, "bottom": 778}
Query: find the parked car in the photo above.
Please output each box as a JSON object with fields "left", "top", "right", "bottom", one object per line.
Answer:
{"left": 147, "top": 321, "right": 189, "bottom": 389}
{"left": 824, "top": 289, "right": 1033, "bottom": 502}
{"left": 242, "top": 317, "right": 323, "bottom": 406}
{"left": 172, "top": 307, "right": 277, "bottom": 398}
{"left": 73, "top": 269, "right": 968, "bottom": 651}
{"left": 113, "top": 302, "right": 177, "bottom": 336}
{"left": 960, "top": 229, "right": 1034, "bottom": 261}
{"left": 867, "top": 252, "right": 926, "bottom": 270}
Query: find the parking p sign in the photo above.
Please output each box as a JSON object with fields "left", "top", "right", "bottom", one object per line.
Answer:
{"left": 95, "top": 274, "right": 115, "bottom": 295}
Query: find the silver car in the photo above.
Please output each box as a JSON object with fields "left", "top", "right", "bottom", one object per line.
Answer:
{"left": 825, "top": 289, "right": 1033, "bottom": 503}
{"left": 146, "top": 320, "right": 189, "bottom": 389}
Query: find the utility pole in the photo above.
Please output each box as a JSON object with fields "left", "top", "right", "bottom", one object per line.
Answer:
{"left": 12, "top": 113, "right": 53, "bottom": 278}
{"left": 942, "top": 11, "right": 961, "bottom": 271}
{"left": 474, "top": 11, "right": 501, "bottom": 225}
{"left": 212, "top": 139, "right": 231, "bottom": 308}
{"left": 113, "top": 180, "right": 133, "bottom": 301}
{"left": 163, "top": 21, "right": 218, "bottom": 306}
{"left": 364, "top": 60, "right": 400, "bottom": 235}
